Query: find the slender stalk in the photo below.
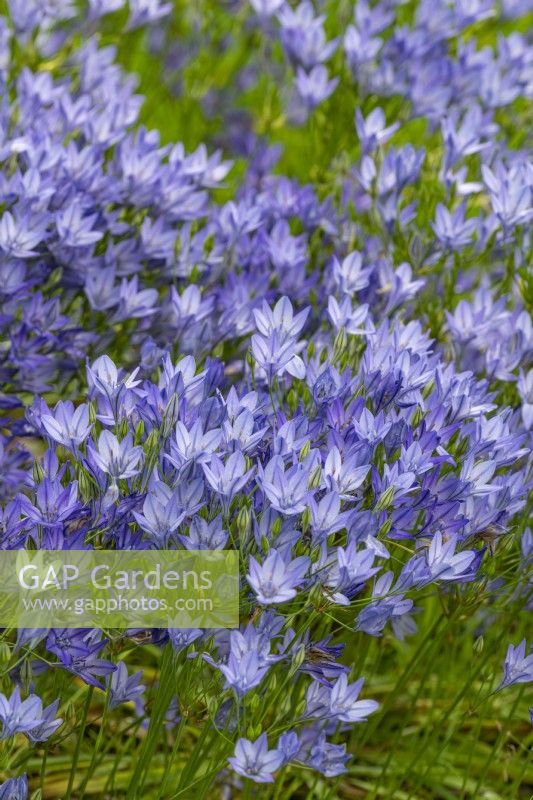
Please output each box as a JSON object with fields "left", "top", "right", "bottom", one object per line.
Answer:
{"left": 76, "top": 687, "right": 112, "bottom": 798}
{"left": 65, "top": 685, "right": 94, "bottom": 800}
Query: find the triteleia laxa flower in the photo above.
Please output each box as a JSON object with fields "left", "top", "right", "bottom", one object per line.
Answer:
{"left": 228, "top": 733, "right": 284, "bottom": 783}
{"left": 0, "top": 689, "right": 61, "bottom": 741}
{"left": 247, "top": 549, "right": 310, "bottom": 604}
{"left": 500, "top": 640, "right": 533, "bottom": 689}
{"left": 89, "top": 431, "right": 143, "bottom": 481}
{"left": 0, "top": 775, "right": 28, "bottom": 800}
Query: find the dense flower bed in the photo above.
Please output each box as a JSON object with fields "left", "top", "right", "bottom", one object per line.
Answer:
{"left": 0, "top": 0, "right": 531, "bottom": 797}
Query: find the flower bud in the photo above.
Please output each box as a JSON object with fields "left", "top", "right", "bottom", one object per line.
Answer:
{"left": 375, "top": 485, "right": 396, "bottom": 512}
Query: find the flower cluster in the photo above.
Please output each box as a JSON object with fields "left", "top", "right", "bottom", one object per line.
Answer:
{"left": 0, "top": 0, "right": 531, "bottom": 795}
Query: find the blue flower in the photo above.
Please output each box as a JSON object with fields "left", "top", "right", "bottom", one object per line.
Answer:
{"left": 355, "top": 107, "right": 399, "bottom": 153}
{"left": 108, "top": 662, "right": 145, "bottom": 710}
{"left": 329, "top": 674, "right": 379, "bottom": 723}
{"left": 228, "top": 733, "right": 284, "bottom": 783}
{"left": 202, "top": 452, "right": 255, "bottom": 510}
{"left": 500, "top": 640, "right": 533, "bottom": 689}
{"left": 432, "top": 203, "right": 478, "bottom": 250}
{"left": 0, "top": 210, "right": 46, "bottom": 258}
{"left": 46, "top": 629, "right": 116, "bottom": 689}
{"left": 0, "top": 775, "right": 28, "bottom": 800}
{"left": 0, "top": 689, "right": 61, "bottom": 741}
{"left": 41, "top": 401, "right": 93, "bottom": 449}
{"left": 426, "top": 533, "right": 478, "bottom": 582}
{"left": 89, "top": 431, "right": 143, "bottom": 481}
{"left": 26, "top": 699, "right": 63, "bottom": 743}
{"left": 219, "top": 651, "right": 270, "bottom": 696}
{"left": 247, "top": 549, "right": 310, "bottom": 604}
{"left": 295, "top": 65, "right": 339, "bottom": 108}
{"left": 55, "top": 201, "right": 103, "bottom": 248}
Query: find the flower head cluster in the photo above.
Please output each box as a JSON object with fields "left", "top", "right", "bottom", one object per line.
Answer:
{"left": 0, "top": 0, "right": 531, "bottom": 793}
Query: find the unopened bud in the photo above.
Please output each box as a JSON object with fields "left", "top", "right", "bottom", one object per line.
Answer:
{"left": 289, "top": 644, "right": 307, "bottom": 677}
{"left": 78, "top": 468, "right": 94, "bottom": 502}
{"left": 144, "top": 429, "right": 160, "bottom": 458}
{"left": 88, "top": 402, "right": 97, "bottom": 425}
{"left": 375, "top": 485, "right": 396, "bottom": 512}
{"left": 299, "top": 440, "right": 311, "bottom": 461}
{"left": 134, "top": 420, "right": 145, "bottom": 445}
{"left": 0, "top": 643, "right": 11, "bottom": 665}
{"left": 20, "top": 659, "right": 33, "bottom": 693}
{"left": 236, "top": 506, "right": 250, "bottom": 536}
{"left": 309, "top": 465, "right": 322, "bottom": 489}
{"left": 333, "top": 328, "right": 348, "bottom": 362}
{"left": 32, "top": 460, "right": 45, "bottom": 484}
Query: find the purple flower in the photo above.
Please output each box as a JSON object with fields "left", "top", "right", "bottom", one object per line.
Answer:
{"left": 202, "top": 452, "right": 255, "bottom": 509}
{"left": 259, "top": 456, "right": 312, "bottom": 515}
{"left": 247, "top": 549, "right": 309, "bottom": 604}
{"left": 253, "top": 297, "right": 309, "bottom": 341}
{"left": 113, "top": 277, "right": 158, "bottom": 321}
{"left": 324, "top": 447, "right": 370, "bottom": 498}
{"left": 168, "top": 628, "right": 203, "bottom": 653}
{"left": 108, "top": 662, "right": 145, "bottom": 710}
{"left": 356, "top": 572, "right": 414, "bottom": 636}
{"left": 304, "top": 730, "right": 349, "bottom": 776}
{"left": 0, "top": 689, "right": 61, "bottom": 741}
{"left": 0, "top": 210, "right": 46, "bottom": 258}
{"left": 128, "top": 0, "right": 172, "bottom": 29}
{"left": 18, "top": 477, "right": 81, "bottom": 528}
{"left": 250, "top": 0, "right": 284, "bottom": 18}
{"left": 228, "top": 733, "right": 283, "bottom": 783}
{"left": 431, "top": 203, "right": 478, "bottom": 249}
{"left": 277, "top": 731, "right": 300, "bottom": 763}
{"left": 56, "top": 201, "right": 103, "bottom": 248}
{"left": 295, "top": 66, "right": 338, "bottom": 108}
{"left": 133, "top": 482, "right": 190, "bottom": 545}
{"left": 426, "top": 532, "right": 478, "bottom": 582}
{"left": 279, "top": 2, "right": 338, "bottom": 68}
{"left": 182, "top": 515, "right": 228, "bottom": 550}
{"left": 89, "top": 431, "right": 143, "bottom": 480}
{"left": 87, "top": 356, "right": 141, "bottom": 404}
{"left": 355, "top": 107, "right": 399, "bottom": 153}
{"left": 251, "top": 331, "right": 305, "bottom": 380}
{"left": 85, "top": 267, "right": 117, "bottom": 311}
{"left": 328, "top": 296, "right": 373, "bottom": 335}
{"left": 167, "top": 419, "right": 222, "bottom": 469}
{"left": 332, "top": 250, "right": 371, "bottom": 294}
{"left": 329, "top": 674, "right": 379, "bottom": 723}
{"left": 0, "top": 775, "right": 28, "bottom": 800}
{"left": 26, "top": 699, "right": 63, "bottom": 743}
{"left": 323, "top": 541, "right": 379, "bottom": 605}
{"left": 500, "top": 640, "right": 533, "bottom": 689}
{"left": 41, "top": 401, "right": 93, "bottom": 449}
{"left": 251, "top": 298, "right": 309, "bottom": 380}
{"left": 88, "top": 0, "right": 125, "bottom": 18}
{"left": 482, "top": 161, "right": 533, "bottom": 231}
{"left": 518, "top": 369, "right": 533, "bottom": 430}
{"left": 219, "top": 651, "right": 270, "bottom": 696}
{"left": 46, "top": 629, "right": 115, "bottom": 689}
{"left": 441, "top": 105, "right": 491, "bottom": 171}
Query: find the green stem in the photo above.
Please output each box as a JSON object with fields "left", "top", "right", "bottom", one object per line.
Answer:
{"left": 76, "top": 687, "right": 111, "bottom": 798}
{"left": 470, "top": 686, "right": 525, "bottom": 797}
{"left": 65, "top": 685, "right": 94, "bottom": 800}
